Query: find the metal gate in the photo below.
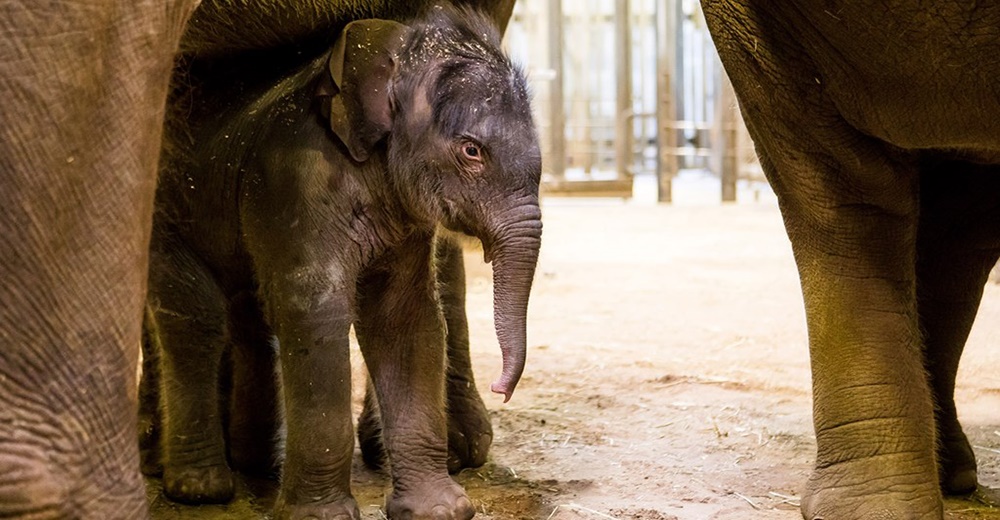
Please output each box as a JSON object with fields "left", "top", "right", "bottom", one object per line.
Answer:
{"left": 505, "top": 0, "right": 762, "bottom": 201}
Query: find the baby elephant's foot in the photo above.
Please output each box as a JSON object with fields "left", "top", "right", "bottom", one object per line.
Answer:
{"left": 446, "top": 378, "right": 492, "bottom": 473}
{"left": 387, "top": 479, "right": 474, "bottom": 520}
{"left": 274, "top": 498, "right": 360, "bottom": 520}
{"left": 163, "top": 464, "right": 235, "bottom": 504}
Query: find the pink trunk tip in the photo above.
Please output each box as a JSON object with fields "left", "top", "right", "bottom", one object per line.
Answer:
{"left": 490, "top": 379, "right": 515, "bottom": 403}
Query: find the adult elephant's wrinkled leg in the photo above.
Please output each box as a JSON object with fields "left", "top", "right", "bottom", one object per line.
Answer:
{"left": 916, "top": 167, "right": 1000, "bottom": 495}
{"left": 437, "top": 236, "right": 493, "bottom": 473}
{"left": 791, "top": 199, "right": 940, "bottom": 520}
{"left": 778, "top": 156, "right": 941, "bottom": 519}
{"left": 147, "top": 234, "right": 234, "bottom": 504}
{"left": 707, "top": 10, "right": 943, "bottom": 518}
{"left": 0, "top": 3, "right": 193, "bottom": 518}
{"left": 356, "top": 233, "right": 474, "bottom": 520}
{"left": 225, "top": 291, "right": 281, "bottom": 477}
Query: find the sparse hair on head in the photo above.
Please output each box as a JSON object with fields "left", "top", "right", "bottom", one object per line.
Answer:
{"left": 393, "top": 2, "right": 533, "bottom": 137}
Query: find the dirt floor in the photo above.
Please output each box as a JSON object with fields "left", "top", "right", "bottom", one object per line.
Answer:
{"left": 148, "top": 198, "right": 1000, "bottom": 519}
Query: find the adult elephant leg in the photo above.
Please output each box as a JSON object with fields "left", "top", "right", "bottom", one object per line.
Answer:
{"left": 225, "top": 291, "right": 281, "bottom": 477}
{"left": 357, "top": 235, "right": 492, "bottom": 474}
{"left": 706, "top": 10, "right": 941, "bottom": 520}
{"left": 916, "top": 166, "right": 1000, "bottom": 495}
{"left": 784, "top": 171, "right": 938, "bottom": 520}
{"left": 356, "top": 233, "right": 474, "bottom": 520}
{"left": 262, "top": 268, "right": 358, "bottom": 520}
{"left": 147, "top": 234, "right": 234, "bottom": 504}
{"left": 0, "top": 3, "right": 193, "bottom": 518}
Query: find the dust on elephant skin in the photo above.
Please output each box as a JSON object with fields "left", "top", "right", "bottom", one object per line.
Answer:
{"left": 145, "top": 5, "right": 541, "bottom": 519}
{"left": 0, "top": 3, "right": 197, "bottom": 519}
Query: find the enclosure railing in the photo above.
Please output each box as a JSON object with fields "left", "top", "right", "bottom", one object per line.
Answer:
{"left": 507, "top": 0, "right": 763, "bottom": 202}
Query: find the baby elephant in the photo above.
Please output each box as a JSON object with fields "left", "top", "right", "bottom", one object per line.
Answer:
{"left": 146, "top": 4, "right": 542, "bottom": 520}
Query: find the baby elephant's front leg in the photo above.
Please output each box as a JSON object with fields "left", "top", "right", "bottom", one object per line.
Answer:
{"left": 356, "top": 234, "right": 474, "bottom": 520}
{"left": 263, "top": 270, "right": 359, "bottom": 520}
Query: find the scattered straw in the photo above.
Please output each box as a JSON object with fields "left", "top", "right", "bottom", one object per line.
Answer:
{"left": 768, "top": 491, "right": 801, "bottom": 506}
{"left": 731, "top": 492, "right": 760, "bottom": 509}
{"left": 973, "top": 445, "right": 1000, "bottom": 455}
{"left": 545, "top": 503, "right": 621, "bottom": 520}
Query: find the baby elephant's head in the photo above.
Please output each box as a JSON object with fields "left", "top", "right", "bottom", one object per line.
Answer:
{"left": 320, "top": 4, "right": 542, "bottom": 401}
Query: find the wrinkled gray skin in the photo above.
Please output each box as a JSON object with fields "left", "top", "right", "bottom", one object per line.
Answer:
{"left": 181, "top": 0, "right": 516, "bottom": 58}
{"left": 0, "top": 3, "right": 195, "bottom": 519}
{"left": 0, "top": 2, "right": 514, "bottom": 519}
{"left": 702, "top": 2, "right": 1000, "bottom": 519}
{"left": 145, "top": 6, "right": 541, "bottom": 519}
{"left": 137, "top": 236, "right": 490, "bottom": 492}
{"left": 355, "top": 234, "right": 494, "bottom": 476}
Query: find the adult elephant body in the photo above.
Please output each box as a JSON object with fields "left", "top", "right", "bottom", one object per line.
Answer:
{"left": 0, "top": 3, "right": 195, "bottom": 518}
{"left": 180, "top": 0, "right": 515, "bottom": 57}
{"left": 703, "top": 3, "right": 1000, "bottom": 519}
{"left": 0, "top": 1, "right": 511, "bottom": 519}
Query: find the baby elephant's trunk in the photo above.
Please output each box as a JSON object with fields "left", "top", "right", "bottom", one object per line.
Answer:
{"left": 485, "top": 202, "right": 542, "bottom": 402}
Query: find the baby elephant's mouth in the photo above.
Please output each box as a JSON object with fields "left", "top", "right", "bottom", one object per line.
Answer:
{"left": 438, "top": 208, "right": 496, "bottom": 265}
{"left": 440, "top": 201, "right": 482, "bottom": 239}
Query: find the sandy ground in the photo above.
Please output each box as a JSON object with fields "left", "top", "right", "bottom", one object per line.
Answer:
{"left": 148, "top": 193, "right": 1000, "bottom": 519}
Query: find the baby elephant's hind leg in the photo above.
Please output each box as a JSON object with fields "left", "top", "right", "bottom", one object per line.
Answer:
{"left": 225, "top": 291, "right": 282, "bottom": 477}
{"left": 138, "top": 321, "right": 163, "bottom": 477}
{"left": 147, "top": 233, "right": 234, "bottom": 504}
{"left": 437, "top": 236, "right": 493, "bottom": 473}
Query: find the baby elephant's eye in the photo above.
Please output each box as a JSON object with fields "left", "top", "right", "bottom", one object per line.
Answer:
{"left": 462, "top": 143, "right": 482, "bottom": 160}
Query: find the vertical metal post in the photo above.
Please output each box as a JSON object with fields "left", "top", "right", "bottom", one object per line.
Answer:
{"left": 615, "top": 0, "right": 633, "bottom": 181}
{"left": 548, "top": 0, "right": 566, "bottom": 181}
{"left": 674, "top": 0, "right": 685, "bottom": 160}
{"left": 719, "top": 70, "right": 738, "bottom": 202}
{"left": 656, "top": 0, "right": 678, "bottom": 203}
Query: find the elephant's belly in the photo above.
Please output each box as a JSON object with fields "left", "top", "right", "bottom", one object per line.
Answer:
{"left": 790, "top": 1, "right": 1000, "bottom": 159}
{"left": 832, "top": 83, "right": 1000, "bottom": 162}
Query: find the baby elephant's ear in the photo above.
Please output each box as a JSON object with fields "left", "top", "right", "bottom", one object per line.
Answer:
{"left": 325, "top": 19, "right": 410, "bottom": 162}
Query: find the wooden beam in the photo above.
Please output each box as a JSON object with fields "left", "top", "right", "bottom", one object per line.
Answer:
{"left": 615, "top": 0, "right": 633, "bottom": 181}
{"left": 542, "top": 178, "right": 635, "bottom": 199}
{"left": 656, "top": 0, "right": 679, "bottom": 203}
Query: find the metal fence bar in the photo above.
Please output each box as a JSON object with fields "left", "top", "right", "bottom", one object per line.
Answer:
{"left": 615, "top": 0, "right": 633, "bottom": 182}
{"left": 656, "top": 0, "right": 678, "bottom": 202}
{"left": 548, "top": 0, "right": 566, "bottom": 181}
{"left": 506, "top": 0, "right": 763, "bottom": 201}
